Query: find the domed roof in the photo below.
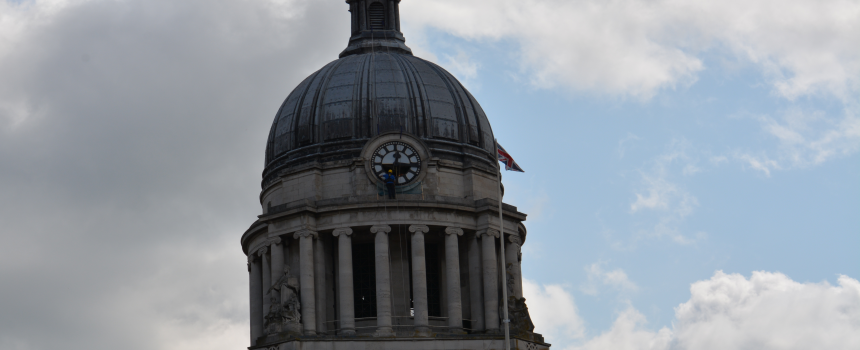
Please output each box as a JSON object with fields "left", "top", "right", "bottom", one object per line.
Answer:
{"left": 262, "top": 1, "right": 495, "bottom": 188}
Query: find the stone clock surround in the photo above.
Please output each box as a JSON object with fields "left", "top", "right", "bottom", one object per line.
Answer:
{"left": 362, "top": 133, "right": 430, "bottom": 187}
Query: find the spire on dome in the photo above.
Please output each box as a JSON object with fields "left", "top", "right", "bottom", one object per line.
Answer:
{"left": 340, "top": 0, "right": 412, "bottom": 58}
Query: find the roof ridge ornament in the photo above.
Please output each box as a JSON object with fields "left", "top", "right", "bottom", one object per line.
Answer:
{"left": 340, "top": 0, "right": 413, "bottom": 58}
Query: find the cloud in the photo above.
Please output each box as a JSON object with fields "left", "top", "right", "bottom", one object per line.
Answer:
{"left": 571, "top": 308, "right": 673, "bottom": 350}
{"left": 404, "top": 0, "right": 860, "bottom": 101}
{"left": 581, "top": 262, "right": 639, "bottom": 296}
{"left": 538, "top": 271, "right": 860, "bottom": 350}
{"left": 523, "top": 279, "right": 586, "bottom": 342}
{"left": 671, "top": 271, "right": 860, "bottom": 350}
{"left": 618, "top": 133, "right": 642, "bottom": 158}
{"left": 735, "top": 152, "right": 781, "bottom": 177}
{"left": 0, "top": 0, "right": 346, "bottom": 349}
{"left": 732, "top": 107, "right": 860, "bottom": 175}
{"left": 630, "top": 174, "right": 677, "bottom": 212}
{"left": 626, "top": 140, "right": 701, "bottom": 245}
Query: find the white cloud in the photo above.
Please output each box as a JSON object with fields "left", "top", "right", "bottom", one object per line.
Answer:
{"left": 403, "top": 0, "right": 860, "bottom": 101}
{"left": 523, "top": 279, "right": 586, "bottom": 342}
{"left": 571, "top": 308, "right": 673, "bottom": 350}
{"left": 442, "top": 50, "right": 480, "bottom": 81}
{"left": 581, "top": 262, "right": 639, "bottom": 296}
{"left": 631, "top": 174, "right": 677, "bottom": 212}
{"left": 537, "top": 271, "right": 860, "bottom": 350}
{"left": 626, "top": 141, "right": 702, "bottom": 245}
{"left": 735, "top": 152, "right": 781, "bottom": 177}
{"left": 732, "top": 107, "right": 860, "bottom": 175}
{"left": 0, "top": 0, "right": 346, "bottom": 349}
{"left": 618, "top": 133, "right": 642, "bottom": 158}
{"left": 572, "top": 271, "right": 860, "bottom": 350}
{"left": 671, "top": 271, "right": 860, "bottom": 350}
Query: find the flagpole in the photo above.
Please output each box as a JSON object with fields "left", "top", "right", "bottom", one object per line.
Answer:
{"left": 495, "top": 139, "right": 511, "bottom": 350}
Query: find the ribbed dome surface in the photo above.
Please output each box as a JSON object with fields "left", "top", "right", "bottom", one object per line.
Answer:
{"left": 262, "top": 52, "right": 496, "bottom": 188}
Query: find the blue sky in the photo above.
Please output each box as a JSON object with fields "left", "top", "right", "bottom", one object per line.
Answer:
{"left": 0, "top": 1, "right": 857, "bottom": 349}
{"left": 402, "top": 1, "right": 859, "bottom": 345}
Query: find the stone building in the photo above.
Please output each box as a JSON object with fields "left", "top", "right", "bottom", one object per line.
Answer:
{"left": 240, "top": 1, "right": 550, "bottom": 349}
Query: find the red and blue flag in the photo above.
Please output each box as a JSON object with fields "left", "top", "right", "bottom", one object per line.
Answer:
{"left": 496, "top": 142, "right": 525, "bottom": 172}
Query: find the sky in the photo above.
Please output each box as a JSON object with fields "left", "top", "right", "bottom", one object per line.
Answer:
{"left": 0, "top": 1, "right": 858, "bottom": 350}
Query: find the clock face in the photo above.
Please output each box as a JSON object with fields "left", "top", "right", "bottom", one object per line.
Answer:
{"left": 371, "top": 141, "right": 422, "bottom": 185}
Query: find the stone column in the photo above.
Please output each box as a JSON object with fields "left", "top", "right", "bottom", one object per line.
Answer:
{"left": 444, "top": 227, "right": 465, "bottom": 333}
{"left": 359, "top": 0, "right": 367, "bottom": 31}
{"left": 468, "top": 233, "right": 485, "bottom": 332}
{"left": 394, "top": 0, "right": 401, "bottom": 31}
{"left": 409, "top": 225, "right": 431, "bottom": 337}
{"left": 481, "top": 229, "right": 500, "bottom": 332}
{"left": 370, "top": 225, "right": 395, "bottom": 337}
{"left": 270, "top": 238, "right": 284, "bottom": 289}
{"left": 260, "top": 246, "right": 271, "bottom": 323}
{"left": 249, "top": 254, "right": 263, "bottom": 345}
{"left": 314, "top": 236, "right": 327, "bottom": 334}
{"left": 387, "top": 0, "right": 396, "bottom": 31}
{"left": 332, "top": 228, "right": 355, "bottom": 335}
{"left": 506, "top": 235, "right": 523, "bottom": 299}
{"left": 294, "top": 230, "right": 318, "bottom": 335}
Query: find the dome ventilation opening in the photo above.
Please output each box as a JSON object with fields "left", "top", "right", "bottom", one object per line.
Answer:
{"left": 369, "top": 3, "right": 386, "bottom": 30}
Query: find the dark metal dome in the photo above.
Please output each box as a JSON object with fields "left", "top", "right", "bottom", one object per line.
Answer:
{"left": 262, "top": 2, "right": 496, "bottom": 189}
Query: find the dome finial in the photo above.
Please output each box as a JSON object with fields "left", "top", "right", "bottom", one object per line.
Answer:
{"left": 340, "top": 0, "right": 412, "bottom": 58}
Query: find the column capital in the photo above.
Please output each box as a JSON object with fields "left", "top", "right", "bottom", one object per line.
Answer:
{"left": 332, "top": 227, "right": 354, "bottom": 237}
{"left": 409, "top": 224, "right": 430, "bottom": 234}
{"left": 507, "top": 234, "right": 522, "bottom": 245}
{"left": 445, "top": 227, "right": 464, "bottom": 236}
{"left": 256, "top": 246, "right": 268, "bottom": 256}
{"left": 269, "top": 236, "right": 282, "bottom": 246}
{"left": 370, "top": 225, "right": 391, "bottom": 234}
{"left": 293, "top": 229, "right": 318, "bottom": 239}
{"left": 479, "top": 228, "right": 500, "bottom": 238}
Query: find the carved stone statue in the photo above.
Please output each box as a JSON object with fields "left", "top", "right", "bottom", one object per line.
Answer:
{"left": 502, "top": 263, "right": 536, "bottom": 339}
{"left": 264, "top": 265, "right": 302, "bottom": 335}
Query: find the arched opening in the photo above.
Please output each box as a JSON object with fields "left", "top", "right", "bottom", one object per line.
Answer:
{"left": 368, "top": 2, "right": 386, "bottom": 30}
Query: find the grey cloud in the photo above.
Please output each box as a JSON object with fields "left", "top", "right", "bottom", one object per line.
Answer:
{"left": 0, "top": 1, "right": 347, "bottom": 349}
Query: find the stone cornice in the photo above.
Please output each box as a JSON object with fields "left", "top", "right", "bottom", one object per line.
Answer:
{"left": 258, "top": 196, "right": 527, "bottom": 222}
{"left": 240, "top": 221, "right": 269, "bottom": 255}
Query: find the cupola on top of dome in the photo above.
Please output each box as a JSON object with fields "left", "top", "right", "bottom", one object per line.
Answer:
{"left": 340, "top": 0, "right": 412, "bottom": 57}
{"left": 263, "top": 0, "right": 496, "bottom": 189}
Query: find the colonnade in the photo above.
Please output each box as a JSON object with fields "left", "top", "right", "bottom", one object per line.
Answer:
{"left": 247, "top": 225, "right": 523, "bottom": 343}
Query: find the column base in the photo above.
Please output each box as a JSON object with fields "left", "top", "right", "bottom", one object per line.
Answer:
{"left": 414, "top": 326, "right": 431, "bottom": 337}
{"left": 338, "top": 329, "right": 356, "bottom": 336}
{"left": 373, "top": 327, "right": 395, "bottom": 337}
{"left": 448, "top": 328, "right": 467, "bottom": 335}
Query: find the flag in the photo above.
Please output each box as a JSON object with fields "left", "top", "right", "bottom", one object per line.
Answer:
{"left": 496, "top": 141, "right": 525, "bottom": 172}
